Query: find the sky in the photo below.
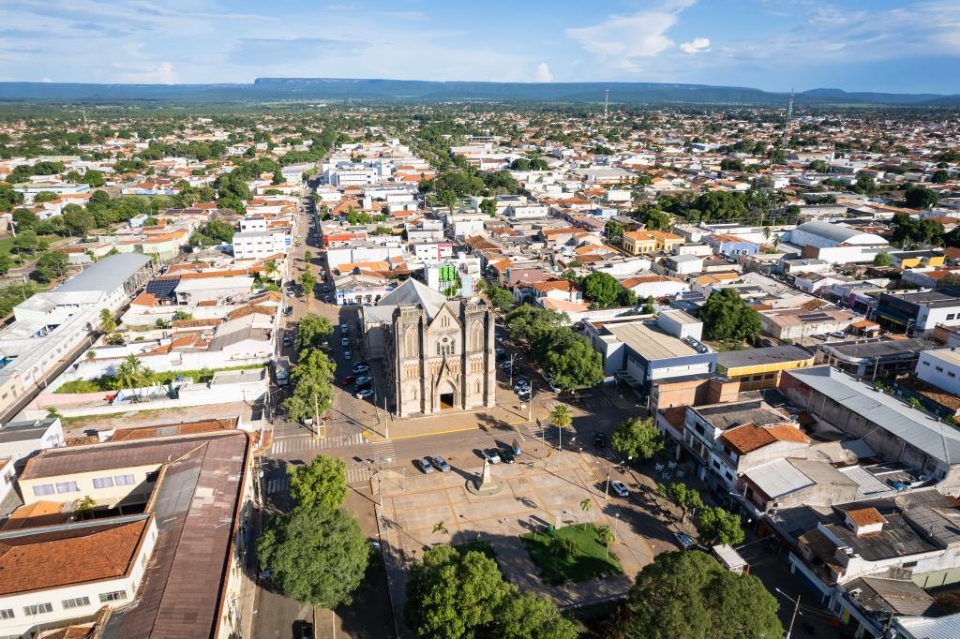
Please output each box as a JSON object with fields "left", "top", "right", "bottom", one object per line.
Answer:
{"left": 1, "top": 0, "right": 958, "bottom": 93}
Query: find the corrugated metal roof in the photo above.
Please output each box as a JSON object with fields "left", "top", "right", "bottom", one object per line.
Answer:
{"left": 787, "top": 367, "right": 960, "bottom": 465}
{"left": 55, "top": 253, "right": 151, "bottom": 294}
{"left": 897, "top": 611, "right": 960, "bottom": 639}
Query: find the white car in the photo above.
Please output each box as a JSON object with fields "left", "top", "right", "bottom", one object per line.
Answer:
{"left": 355, "top": 388, "right": 374, "bottom": 399}
{"left": 610, "top": 480, "right": 629, "bottom": 498}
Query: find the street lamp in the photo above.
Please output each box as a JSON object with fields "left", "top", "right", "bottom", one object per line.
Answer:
{"left": 605, "top": 469, "right": 611, "bottom": 501}
{"left": 775, "top": 588, "right": 801, "bottom": 639}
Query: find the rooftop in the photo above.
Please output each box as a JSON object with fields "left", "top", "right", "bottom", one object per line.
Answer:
{"left": 692, "top": 399, "right": 786, "bottom": 431}
{"left": 716, "top": 344, "right": 814, "bottom": 370}
{"left": 922, "top": 348, "right": 960, "bottom": 368}
{"left": 55, "top": 253, "right": 151, "bottom": 295}
{"left": 607, "top": 322, "right": 699, "bottom": 361}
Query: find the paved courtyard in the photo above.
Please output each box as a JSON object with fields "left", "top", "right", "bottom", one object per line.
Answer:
{"left": 374, "top": 445, "right": 660, "bottom": 621}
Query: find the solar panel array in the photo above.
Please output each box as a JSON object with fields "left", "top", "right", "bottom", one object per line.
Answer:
{"left": 146, "top": 279, "right": 179, "bottom": 299}
{"left": 798, "top": 312, "right": 832, "bottom": 323}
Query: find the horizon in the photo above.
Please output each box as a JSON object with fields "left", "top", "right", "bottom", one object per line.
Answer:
{"left": 1, "top": 0, "right": 958, "bottom": 94}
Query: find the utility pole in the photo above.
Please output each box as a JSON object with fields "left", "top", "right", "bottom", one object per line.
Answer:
{"left": 605, "top": 469, "right": 611, "bottom": 501}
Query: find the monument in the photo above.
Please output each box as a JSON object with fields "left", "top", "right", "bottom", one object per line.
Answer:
{"left": 465, "top": 459, "right": 505, "bottom": 496}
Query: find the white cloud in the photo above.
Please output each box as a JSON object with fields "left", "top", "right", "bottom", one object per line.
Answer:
{"left": 566, "top": 0, "right": 697, "bottom": 64}
{"left": 41, "top": 77, "right": 52, "bottom": 83}
{"left": 680, "top": 37, "right": 711, "bottom": 54}
{"left": 535, "top": 62, "right": 553, "bottom": 83}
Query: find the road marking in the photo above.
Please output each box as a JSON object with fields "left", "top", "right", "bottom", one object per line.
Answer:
{"left": 270, "top": 432, "right": 364, "bottom": 454}
{"left": 346, "top": 467, "right": 372, "bottom": 485}
{"left": 266, "top": 476, "right": 289, "bottom": 494}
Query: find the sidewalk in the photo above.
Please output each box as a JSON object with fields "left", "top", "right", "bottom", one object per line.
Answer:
{"left": 361, "top": 400, "right": 543, "bottom": 442}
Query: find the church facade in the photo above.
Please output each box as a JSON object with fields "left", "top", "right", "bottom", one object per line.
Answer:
{"left": 361, "top": 279, "right": 496, "bottom": 418}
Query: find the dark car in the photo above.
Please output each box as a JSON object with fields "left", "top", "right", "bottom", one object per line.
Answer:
{"left": 352, "top": 363, "right": 370, "bottom": 374}
{"left": 594, "top": 432, "right": 607, "bottom": 448}
{"left": 339, "top": 375, "right": 356, "bottom": 386}
{"left": 500, "top": 448, "right": 515, "bottom": 464}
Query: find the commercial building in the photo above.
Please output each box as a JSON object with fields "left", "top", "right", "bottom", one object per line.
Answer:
{"left": 872, "top": 289, "right": 960, "bottom": 333}
{"left": 816, "top": 337, "right": 926, "bottom": 379}
{"left": 759, "top": 307, "right": 858, "bottom": 340}
{"left": 787, "top": 221, "right": 888, "bottom": 264}
{"left": 716, "top": 344, "right": 815, "bottom": 391}
{"left": 232, "top": 229, "right": 291, "bottom": 260}
{"left": 916, "top": 348, "right": 960, "bottom": 396}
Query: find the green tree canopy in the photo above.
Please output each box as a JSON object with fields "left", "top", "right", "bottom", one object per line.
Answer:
{"left": 544, "top": 332, "right": 604, "bottom": 392}
{"left": 34, "top": 250, "right": 69, "bottom": 283}
{"left": 257, "top": 504, "right": 369, "bottom": 609}
{"left": 479, "top": 198, "right": 497, "bottom": 217}
{"left": 698, "top": 289, "right": 762, "bottom": 343}
{"left": 12, "top": 208, "right": 38, "bottom": 231}
{"left": 931, "top": 169, "right": 950, "bottom": 184}
{"left": 98, "top": 308, "right": 116, "bottom": 334}
{"left": 282, "top": 349, "right": 335, "bottom": 423}
{"left": 620, "top": 550, "right": 782, "bottom": 639}
{"left": 612, "top": 416, "right": 665, "bottom": 460}
{"left": 582, "top": 271, "right": 622, "bottom": 309}
{"left": 604, "top": 220, "right": 624, "bottom": 242}
{"left": 697, "top": 506, "right": 745, "bottom": 546}
{"left": 486, "top": 284, "right": 516, "bottom": 312}
{"left": 405, "top": 546, "right": 576, "bottom": 639}
{"left": 872, "top": 251, "right": 892, "bottom": 267}
{"left": 288, "top": 454, "right": 347, "bottom": 511}
{"left": 904, "top": 185, "right": 939, "bottom": 210}
{"left": 295, "top": 313, "right": 334, "bottom": 354}
{"left": 668, "top": 482, "right": 705, "bottom": 522}
{"left": 62, "top": 205, "right": 96, "bottom": 236}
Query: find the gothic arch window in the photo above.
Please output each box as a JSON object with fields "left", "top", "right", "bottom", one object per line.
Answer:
{"left": 475, "top": 380, "right": 481, "bottom": 394}
{"left": 437, "top": 337, "right": 456, "bottom": 356}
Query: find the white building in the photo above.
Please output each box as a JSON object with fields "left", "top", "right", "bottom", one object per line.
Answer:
{"left": 232, "top": 230, "right": 290, "bottom": 260}
{"left": 917, "top": 348, "right": 960, "bottom": 396}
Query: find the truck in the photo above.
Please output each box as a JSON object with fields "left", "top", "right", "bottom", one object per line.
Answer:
{"left": 275, "top": 357, "right": 291, "bottom": 386}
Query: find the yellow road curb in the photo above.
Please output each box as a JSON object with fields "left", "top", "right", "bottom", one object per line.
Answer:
{"left": 362, "top": 424, "right": 481, "bottom": 442}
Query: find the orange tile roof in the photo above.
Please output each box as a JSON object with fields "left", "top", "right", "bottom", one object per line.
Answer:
{"left": 721, "top": 423, "right": 775, "bottom": 455}
{"left": 1, "top": 501, "right": 70, "bottom": 531}
{"left": 131, "top": 292, "right": 158, "bottom": 307}
{"left": 766, "top": 425, "right": 810, "bottom": 444}
{"left": 111, "top": 417, "right": 240, "bottom": 441}
{"left": 0, "top": 518, "right": 148, "bottom": 595}
{"left": 846, "top": 507, "right": 887, "bottom": 527}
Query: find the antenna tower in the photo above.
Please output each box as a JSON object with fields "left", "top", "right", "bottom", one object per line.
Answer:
{"left": 781, "top": 88, "right": 794, "bottom": 149}
{"left": 604, "top": 89, "right": 610, "bottom": 123}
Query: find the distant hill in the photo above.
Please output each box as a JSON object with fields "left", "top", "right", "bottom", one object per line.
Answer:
{"left": 0, "top": 78, "right": 957, "bottom": 106}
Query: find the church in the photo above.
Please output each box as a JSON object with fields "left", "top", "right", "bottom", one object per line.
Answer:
{"left": 360, "top": 279, "right": 496, "bottom": 418}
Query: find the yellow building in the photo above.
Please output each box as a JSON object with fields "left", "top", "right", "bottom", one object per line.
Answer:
{"left": 892, "top": 251, "right": 945, "bottom": 269}
{"left": 622, "top": 231, "right": 657, "bottom": 255}
{"left": 647, "top": 230, "right": 684, "bottom": 253}
{"left": 716, "top": 344, "right": 815, "bottom": 391}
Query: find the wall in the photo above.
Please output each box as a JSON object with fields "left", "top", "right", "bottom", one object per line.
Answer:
{"left": 20, "top": 463, "right": 160, "bottom": 507}
{"left": 917, "top": 351, "right": 960, "bottom": 395}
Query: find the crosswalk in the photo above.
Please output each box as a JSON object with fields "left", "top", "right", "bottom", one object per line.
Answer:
{"left": 370, "top": 440, "right": 396, "bottom": 464}
{"left": 270, "top": 432, "right": 365, "bottom": 454}
{"left": 265, "top": 465, "right": 375, "bottom": 495}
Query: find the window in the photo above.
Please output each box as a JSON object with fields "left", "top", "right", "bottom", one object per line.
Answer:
{"left": 93, "top": 476, "right": 114, "bottom": 489}
{"left": 948, "top": 314, "right": 957, "bottom": 321}
{"left": 62, "top": 597, "right": 90, "bottom": 609}
{"left": 903, "top": 561, "right": 918, "bottom": 568}
{"left": 99, "top": 591, "right": 127, "bottom": 603}
{"left": 24, "top": 603, "right": 52, "bottom": 615}
{"left": 936, "top": 366, "right": 944, "bottom": 373}
{"left": 923, "top": 361, "right": 931, "bottom": 366}
{"left": 56, "top": 481, "right": 79, "bottom": 494}
{"left": 32, "top": 484, "right": 55, "bottom": 497}
{"left": 114, "top": 474, "right": 135, "bottom": 486}
{"left": 0, "top": 609, "right": 13, "bottom": 620}
{"left": 145, "top": 470, "right": 160, "bottom": 483}
{"left": 694, "top": 424, "right": 705, "bottom": 436}
{"left": 951, "top": 372, "right": 957, "bottom": 378}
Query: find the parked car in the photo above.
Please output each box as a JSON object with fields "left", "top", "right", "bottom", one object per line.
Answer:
{"left": 354, "top": 381, "right": 372, "bottom": 393}
{"left": 341, "top": 337, "right": 350, "bottom": 346}
{"left": 481, "top": 449, "right": 501, "bottom": 464}
{"left": 354, "top": 375, "right": 372, "bottom": 386}
{"left": 343, "top": 350, "right": 352, "bottom": 360}
{"left": 500, "top": 448, "right": 515, "bottom": 464}
{"left": 610, "top": 480, "right": 629, "bottom": 498}
{"left": 416, "top": 458, "right": 433, "bottom": 474}
{"left": 284, "top": 306, "right": 294, "bottom": 316}
{"left": 499, "top": 360, "right": 513, "bottom": 372}
{"left": 282, "top": 336, "right": 293, "bottom": 347}
{"left": 356, "top": 388, "right": 374, "bottom": 399}
{"left": 431, "top": 456, "right": 451, "bottom": 472}
{"left": 339, "top": 375, "right": 356, "bottom": 386}
{"left": 323, "top": 295, "right": 332, "bottom": 303}
{"left": 495, "top": 348, "right": 507, "bottom": 360}
{"left": 594, "top": 432, "right": 607, "bottom": 448}
{"left": 340, "top": 323, "right": 349, "bottom": 332}
{"left": 513, "top": 380, "right": 530, "bottom": 393}
{"left": 352, "top": 363, "right": 370, "bottom": 374}
{"left": 674, "top": 531, "right": 697, "bottom": 550}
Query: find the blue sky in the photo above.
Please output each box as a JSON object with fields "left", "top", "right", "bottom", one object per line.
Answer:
{"left": 1, "top": 0, "right": 958, "bottom": 93}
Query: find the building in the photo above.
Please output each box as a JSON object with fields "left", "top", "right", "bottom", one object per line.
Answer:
{"left": 360, "top": 279, "right": 496, "bottom": 418}
{"left": 0, "top": 417, "right": 64, "bottom": 461}
{"left": 817, "top": 337, "right": 926, "bottom": 379}
{"left": 759, "top": 307, "right": 858, "bottom": 340}
{"left": 232, "top": 229, "right": 291, "bottom": 260}
{"left": 872, "top": 289, "right": 960, "bottom": 333}
{"left": 786, "top": 221, "right": 888, "bottom": 264}
{"left": 4, "top": 429, "right": 253, "bottom": 639}
{"left": 0, "top": 254, "right": 154, "bottom": 421}
{"left": 716, "top": 344, "right": 815, "bottom": 391}
{"left": 703, "top": 234, "right": 759, "bottom": 257}
{"left": 584, "top": 313, "right": 715, "bottom": 394}
{"left": 916, "top": 348, "right": 960, "bottom": 396}
{"left": 622, "top": 231, "right": 657, "bottom": 256}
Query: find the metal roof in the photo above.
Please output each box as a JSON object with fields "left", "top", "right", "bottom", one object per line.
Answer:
{"left": 55, "top": 253, "right": 151, "bottom": 294}
{"left": 897, "top": 612, "right": 960, "bottom": 639}
{"left": 786, "top": 367, "right": 960, "bottom": 466}
{"left": 376, "top": 278, "right": 449, "bottom": 320}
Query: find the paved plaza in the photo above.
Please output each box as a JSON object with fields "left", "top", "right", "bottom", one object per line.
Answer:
{"left": 374, "top": 445, "right": 660, "bottom": 617}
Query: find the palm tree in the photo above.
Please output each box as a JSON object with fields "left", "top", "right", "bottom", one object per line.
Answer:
{"left": 762, "top": 226, "right": 771, "bottom": 244}
{"left": 550, "top": 404, "right": 573, "bottom": 449}
{"left": 114, "top": 354, "right": 153, "bottom": 395}
{"left": 264, "top": 259, "right": 279, "bottom": 283}
{"left": 580, "top": 498, "right": 591, "bottom": 530}
{"left": 772, "top": 235, "right": 781, "bottom": 251}
{"left": 98, "top": 308, "right": 116, "bottom": 334}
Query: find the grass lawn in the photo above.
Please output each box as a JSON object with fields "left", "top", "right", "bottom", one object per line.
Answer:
{"left": 521, "top": 524, "right": 622, "bottom": 586}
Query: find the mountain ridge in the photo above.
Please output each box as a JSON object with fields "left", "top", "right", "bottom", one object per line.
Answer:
{"left": 0, "top": 78, "right": 956, "bottom": 106}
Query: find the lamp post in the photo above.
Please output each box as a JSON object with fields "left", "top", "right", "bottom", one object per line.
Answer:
{"left": 775, "top": 589, "right": 801, "bottom": 639}
{"left": 605, "top": 469, "right": 611, "bottom": 501}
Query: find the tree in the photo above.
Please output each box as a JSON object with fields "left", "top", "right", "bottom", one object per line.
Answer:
{"left": 479, "top": 198, "right": 497, "bottom": 217}
{"left": 905, "top": 185, "right": 939, "bottom": 210}
{"left": 497, "top": 592, "right": 578, "bottom": 639}
{"left": 405, "top": 546, "right": 516, "bottom": 639}
{"left": 172, "top": 310, "right": 193, "bottom": 321}
{"left": 295, "top": 314, "right": 333, "bottom": 353}
{"left": 282, "top": 350, "right": 335, "bottom": 424}
{"left": 550, "top": 404, "right": 573, "bottom": 449}
{"left": 0, "top": 254, "right": 12, "bottom": 276}
{"left": 33, "top": 251, "right": 69, "bottom": 283}
{"left": 580, "top": 498, "right": 591, "bottom": 530}
{"left": 98, "top": 308, "right": 116, "bottom": 334}
{"left": 582, "top": 271, "right": 622, "bottom": 308}
{"left": 510, "top": 158, "right": 531, "bottom": 171}
{"left": 544, "top": 335, "right": 603, "bottom": 393}
{"left": 620, "top": 550, "right": 782, "bottom": 639}
{"left": 62, "top": 206, "right": 96, "bottom": 236}
{"left": 698, "top": 506, "right": 745, "bottom": 546}
{"left": 12, "top": 208, "right": 38, "bottom": 231}
{"left": 288, "top": 454, "right": 347, "bottom": 511}
{"left": 82, "top": 169, "right": 106, "bottom": 187}
{"left": 439, "top": 189, "right": 457, "bottom": 214}
{"left": 698, "top": 289, "right": 762, "bottom": 344}
{"left": 640, "top": 208, "right": 672, "bottom": 231}
{"left": 272, "top": 171, "right": 283, "bottom": 185}
{"left": 808, "top": 159, "right": 829, "bottom": 173}
{"left": 486, "top": 284, "right": 516, "bottom": 312}
{"left": 114, "top": 354, "right": 154, "bottom": 392}
{"left": 300, "top": 268, "right": 317, "bottom": 294}
{"left": 304, "top": 250, "right": 313, "bottom": 264}
{"left": 257, "top": 504, "right": 368, "bottom": 609}
{"left": 931, "top": 169, "right": 950, "bottom": 184}
{"left": 872, "top": 251, "right": 892, "bottom": 267}
{"left": 504, "top": 304, "right": 566, "bottom": 347}
{"left": 612, "top": 416, "right": 665, "bottom": 461}
{"left": 604, "top": 219, "right": 624, "bottom": 242}
{"left": 33, "top": 191, "right": 59, "bottom": 203}
{"left": 668, "top": 482, "right": 704, "bottom": 522}
{"left": 12, "top": 230, "right": 41, "bottom": 255}
{"left": 201, "top": 219, "right": 236, "bottom": 243}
